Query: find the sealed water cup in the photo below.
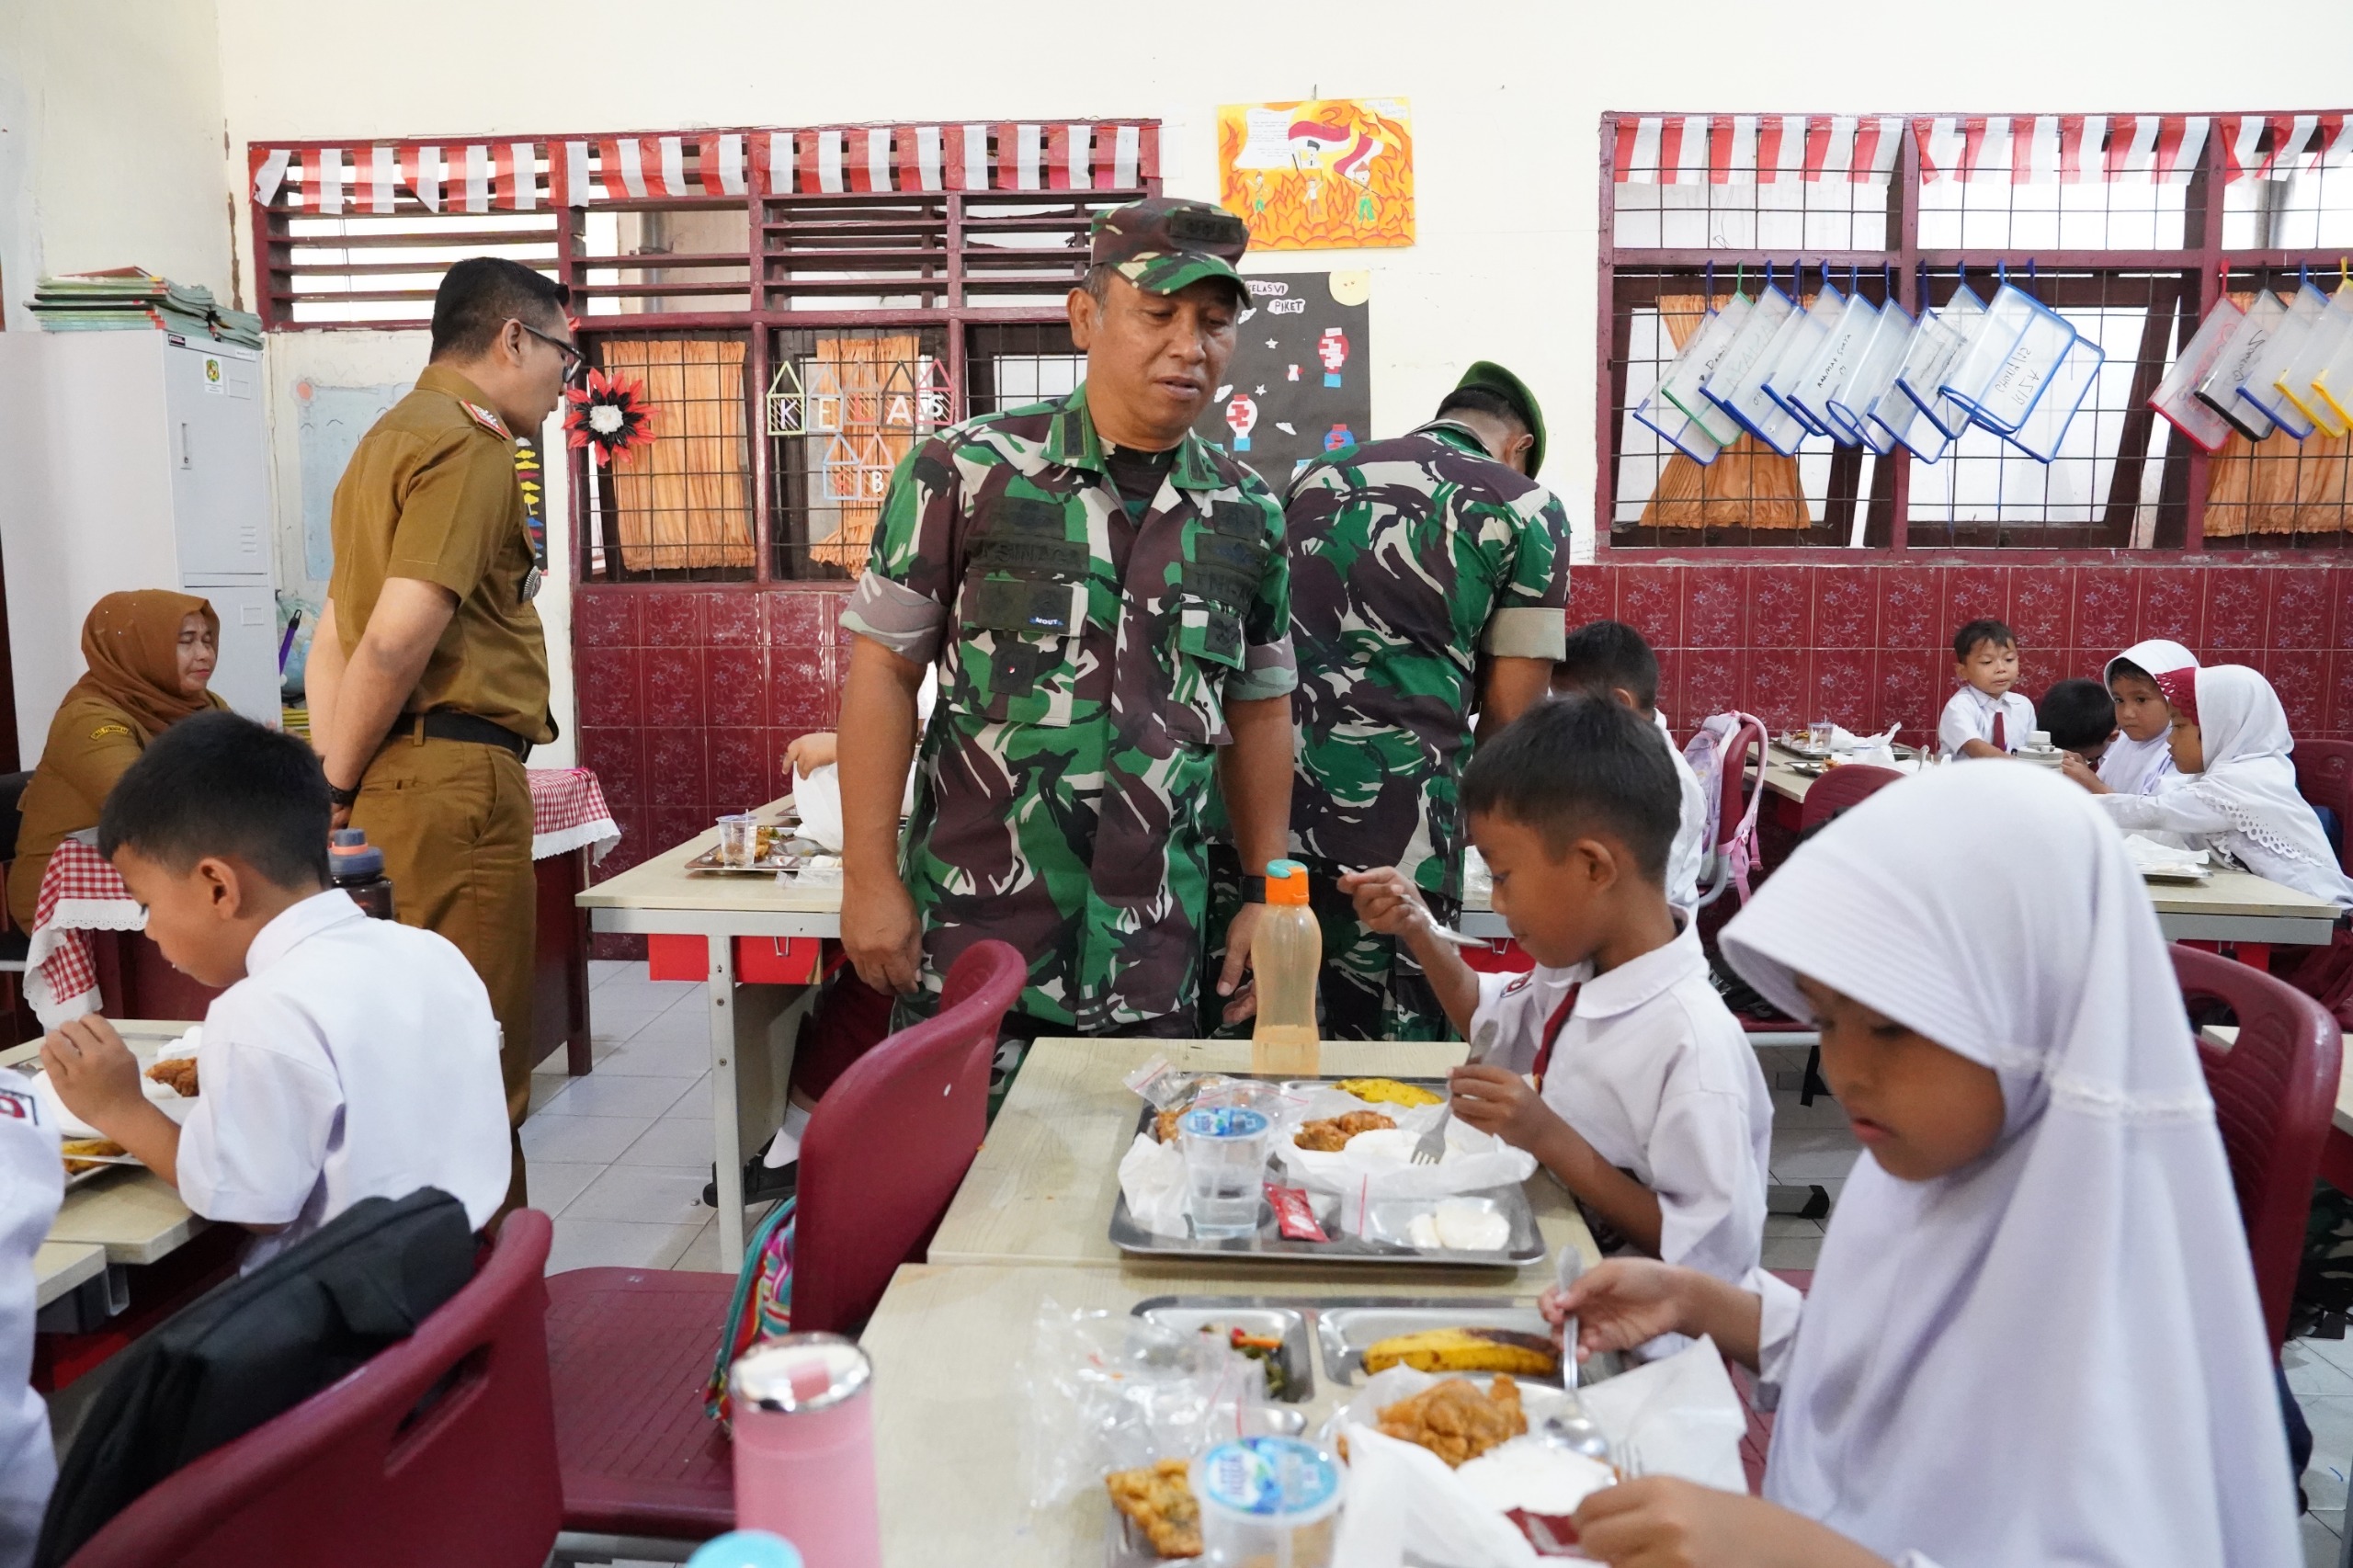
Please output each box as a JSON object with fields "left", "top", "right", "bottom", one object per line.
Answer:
{"left": 1180, "top": 1105, "right": 1272, "bottom": 1239}
{"left": 1191, "top": 1436, "right": 1344, "bottom": 1567}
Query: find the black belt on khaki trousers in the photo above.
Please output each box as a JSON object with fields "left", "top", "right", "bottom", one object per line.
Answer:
{"left": 391, "top": 709, "right": 539, "bottom": 761}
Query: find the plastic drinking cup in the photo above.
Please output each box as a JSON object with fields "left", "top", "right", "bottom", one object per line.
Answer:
{"left": 718, "top": 812, "right": 761, "bottom": 868}
{"left": 1808, "top": 719, "right": 1835, "bottom": 753}
{"left": 1191, "top": 1436, "right": 1345, "bottom": 1567}
{"left": 1180, "top": 1106, "right": 1272, "bottom": 1239}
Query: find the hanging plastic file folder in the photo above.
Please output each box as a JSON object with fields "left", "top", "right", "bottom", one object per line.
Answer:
{"left": 1633, "top": 384, "right": 1724, "bottom": 465}
{"left": 1700, "top": 266, "right": 1809, "bottom": 456}
{"left": 1791, "top": 280, "right": 1880, "bottom": 443}
{"left": 1940, "top": 276, "right": 2076, "bottom": 437}
{"left": 2005, "top": 331, "right": 2105, "bottom": 463}
{"left": 2147, "top": 299, "right": 2246, "bottom": 454}
{"left": 2238, "top": 276, "right": 2330, "bottom": 438}
{"left": 1656, "top": 292, "right": 1753, "bottom": 448}
{"left": 2193, "top": 290, "right": 2281, "bottom": 441}
{"left": 2275, "top": 281, "right": 2353, "bottom": 438}
{"left": 2314, "top": 305, "right": 2353, "bottom": 434}
{"left": 1896, "top": 284, "right": 1987, "bottom": 441}
{"left": 1832, "top": 299, "right": 1914, "bottom": 455}
{"left": 1762, "top": 269, "right": 1845, "bottom": 437}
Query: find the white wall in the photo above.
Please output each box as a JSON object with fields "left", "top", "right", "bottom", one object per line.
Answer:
{"left": 0, "top": 0, "right": 233, "bottom": 330}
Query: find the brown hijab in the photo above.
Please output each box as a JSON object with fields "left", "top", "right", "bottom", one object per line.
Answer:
{"left": 67, "top": 590, "right": 227, "bottom": 739}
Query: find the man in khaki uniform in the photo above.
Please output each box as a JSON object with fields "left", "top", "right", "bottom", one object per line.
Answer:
{"left": 305, "top": 257, "right": 576, "bottom": 1212}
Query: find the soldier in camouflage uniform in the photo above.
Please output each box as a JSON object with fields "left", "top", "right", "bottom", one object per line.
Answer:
{"left": 835, "top": 198, "right": 1297, "bottom": 1066}
{"left": 1275, "top": 363, "right": 1571, "bottom": 1040}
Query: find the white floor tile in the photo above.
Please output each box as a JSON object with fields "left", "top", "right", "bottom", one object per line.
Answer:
{"left": 2302, "top": 1511, "right": 2340, "bottom": 1568}
{"left": 598, "top": 1035, "right": 712, "bottom": 1078}
{"left": 535, "top": 1073, "right": 696, "bottom": 1119}
{"left": 544, "top": 1216, "right": 704, "bottom": 1275}
{"left": 565, "top": 1163, "right": 711, "bottom": 1225}
{"left": 665, "top": 1074, "right": 713, "bottom": 1120}
{"left": 671, "top": 1218, "right": 728, "bottom": 1273}
{"left": 627, "top": 1003, "right": 717, "bottom": 1046}
{"left": 1769, "top": 1126, "right": 1863, "bottom": 1182}
{"left": 619, "top": 1115, "right": 722, "bottom": 1169}
{"left": 1763, "top": 1215, "right": 1824, "bottom": 1239}
{"left": 588, "top": 960, "right": 636, "bottom": 989}
{"left": 519, "top": 1112, "right": 656, "bottom": 1165}
{"left": 2290, "top": 1340, "right": 2353, "bottom": 1398}
{"left": 2307, "top": 1336, "right": 2353, "bottom": 1376}
{"left": 527, "top": 1073, "right": 573, "bottom": 1114}
{"left": 585, "top": 994, "right": 679, "bottom": 1037}
{"left": 1760, "top": 1234, "right": 1824, "bottom": 1271}
{"left": 2301, "top": 1395, "right": 2353, "bottom": 1518}
{"left": 520, "top": 1160, "right": 604, "bottom": 1217}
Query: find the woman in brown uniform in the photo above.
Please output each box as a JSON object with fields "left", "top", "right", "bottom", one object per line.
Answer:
{"left": 7, "top": 592, "right": 223, "bottom": 930}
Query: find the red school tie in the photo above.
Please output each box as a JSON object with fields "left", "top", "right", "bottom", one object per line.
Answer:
{"left": 1529, "top": 983, "right": 1584, "bottom": 1091}
{"left": 1990, "top": 707, "right": 2006, "bottom": 752}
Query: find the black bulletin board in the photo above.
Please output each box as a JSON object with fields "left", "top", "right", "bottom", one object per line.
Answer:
{"left": 1194, "top": 271, "right": 1371, "bottom": 493}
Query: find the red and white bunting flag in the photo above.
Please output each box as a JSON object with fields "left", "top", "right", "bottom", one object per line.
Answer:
{"left": 460, "top": 144, "right": 492, "bottom": 213}
{"left": 251, "top": 147, "right": 292, "bottom": 208}
{"left": 914, "top": 125, "right": 944, "bottom": 192}
{"left": 2222, "top": 115, "right": 2265, "bottom": 182}
{"left": 2160, "top": 117, "right": 2209, "bottom": 185}
{"left": 1001, "top": 123, "right": 1043, "bottom": 191}
{"left": 1135, "top": 123, "right": 1160, "bottom": 182}
{"left": 2256, "top": 114, "right": 2319, "bottom": 180}
{"left": 401, "top": 144, "right": 443, "bottom": 212}
{"left": 868, "top": 127, "right": 897, "bottom": 192}
{"left": 814, "top": 129, "right": 846, "bottom": 194}
{"left": 494, "top": 142, "right": 537, "bottom": 210}
{"left": 961, "top": 122, "right": 990, "bottom": 190}
{"left": 1819, "top": 116, "right": 1859, "bottom": 183}
{"left": 314, "top": 146, "right": 346, "bottom": 214}
{"left": 698, "top": 131, "right": 746, "bottom": 197}
{"left": 1711, "top": 116, "right": 1742, "bottom": 185}
{"left": 561, "top": 141, "right": 592, "bottom": 208}
{"left": 757, "top": 132, "right": 794, "bottom": 196}
{"left": 366, "top": 145, "right": 399, "bottom": 213}
{"left": 1045, "top": 125, "right": 1070, "bottom": 189}
{"left": 2060, "top": 116, "right": 2095, "bottom": 183}
{"left": 600, "top": 138, "right": 646, "bottom": 200}
{"left": 2017, "top": 115, "right": 2062, "bottom": 184}
{"left": 653, "top": 135, "right": 689, "bottom": 198}
{"left": 1098, "top": 123, "right": 1142, "bottom": 188}
{"left": 1068, "top": 124, "right": 1093, "bottom": 189}
{"left": 1762, "top": 115, "right": 1806, "bottom": 184}
{"left": 2321, "top": 115, "right": 2353, "bottom": 172}
{"left": 1860, "top": 116, "right": 1903, "bottom": 182}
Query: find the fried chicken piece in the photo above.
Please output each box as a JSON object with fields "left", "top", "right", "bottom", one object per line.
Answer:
{"left": 61, "top": 1138, "right": 127, "bottom": 1176}
{"left": 1374, "top": 1375, "right": 1526, "bottom": 1468}
{"left": 1291, "top": 1109, "right": 1395, "bottom": 1153}
{"left": 1154, "top": 1106, "right": 1186, "bottom": 1145}
{"left": 145, "top": 1057, "right": 199, "bottom": 1097}
{"left": 1105, "top": 1457, "right": 1201, "bottom": 1558}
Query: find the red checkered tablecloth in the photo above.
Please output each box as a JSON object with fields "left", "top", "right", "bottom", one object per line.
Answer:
{"left": 23, "top": 767, "right": 620, "bottom": 1027}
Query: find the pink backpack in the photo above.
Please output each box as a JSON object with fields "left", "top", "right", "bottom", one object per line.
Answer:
{"left": 1683, "top": 712, "right": 1770, "bottom": 905}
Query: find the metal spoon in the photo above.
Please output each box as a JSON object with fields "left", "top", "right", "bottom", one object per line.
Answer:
{"left": 1420, "top": 914, "right": 1486, "bottom": 948}
{"left": 1541, "top": 1244, "right": 1611, "bottom": 1460}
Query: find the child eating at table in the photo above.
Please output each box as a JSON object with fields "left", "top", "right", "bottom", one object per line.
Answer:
{"left": 1547, "top": 763, "right": 2297, "bottom": 1568}
{"left": 1552, "top": 619, "right": 1711, "bottom": 912}
{"left": 1936, "top": 617, "right": 2034, "bottom": 760}
{"left": 2036, "top": 676, "right": 2118, "bottom": 775}
{"left": 2094, "top": 665, "right": 2353, "bottom": 911}
{"left": 1344, "top": 696, "right": 1771, "bottom": 1286}
{"left": 2066, "top": 638, "right": 2197, "bottom": 799}
{"left": 38, "top": 712, "right": 511, "bottom": 1268}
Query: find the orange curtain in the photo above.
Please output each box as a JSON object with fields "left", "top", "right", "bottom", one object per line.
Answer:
{"left": 805, "top": 335, "right": 924, "bottom": 574}
{"left": 1640, "top": 294, "right": 1811, "bottom": 530}
{"left": 602, "top": 337, "right": 756, "bottom": 572}
{"left": 2202, "top": 296, "right": 2351, "bottom": 537}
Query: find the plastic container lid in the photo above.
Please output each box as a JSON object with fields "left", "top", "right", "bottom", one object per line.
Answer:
{"left": 1179, "top": 1106, "right": 1270, "bottom": 1142}
{"left": 328, "top": 827, "right": 383, "bottom": 881}
{"left": 1192, "top": 1436, "right": 1345, "bottom": 1523}
{"left": 1263, "top": 859, "right": 1310, "bottom": 907}
{"left": 685, "top": 1533, "right": 805, "bottom": 1568}
{"left": 729, "top": 1333, "right": 872, "bottom": 1414}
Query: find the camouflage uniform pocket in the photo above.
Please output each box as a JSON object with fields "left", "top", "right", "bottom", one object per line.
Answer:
{"left": 955, "top": 574, "right": 1087, "bottom": 728}
{"left": 1165, "top": 600, "right": 1244, "bottom": 746}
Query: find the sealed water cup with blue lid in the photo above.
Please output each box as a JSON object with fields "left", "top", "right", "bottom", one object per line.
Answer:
{"left": 1191, "top": 1436, "right": 1345, "bottom": 1566}
{"left": 1179, "top": 1105, "right": 1273, "bottom": 1238}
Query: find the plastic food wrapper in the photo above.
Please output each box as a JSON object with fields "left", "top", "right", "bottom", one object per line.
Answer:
{"left": 1020, "top": 1300, "right": 1272, "bottom": 1511}
{"left": 1324, "top": 1341, "right": 1747, "bottom": 1567}
{"left": 1273, "top": 1094, "right": 1538, "bottom": 1233}
{"left": 1124, "top": 1054, "right": 1228, "bottom": 1112}
{"left": 2148, "top": 298, "right": 2246, "bottom": 454}
{"left": 2123, "top": 834, "right": 2211, "bottom": 879}
{"left": 2195, "top": 290, "right": 2284, "bottom": 441}
{"left": 1118, "top": 1132, "right": 1192, "bottom": 1238}
{"left": 30, "top": 1028, "right": 199, "bottom": 1140}
{"left": 789, "top": 855, "right": 842, "bottom": 888}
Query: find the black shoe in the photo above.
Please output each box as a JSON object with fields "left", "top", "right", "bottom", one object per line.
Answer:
{"left": 701, "top": 1156, "right": 798, "bottom": 1209}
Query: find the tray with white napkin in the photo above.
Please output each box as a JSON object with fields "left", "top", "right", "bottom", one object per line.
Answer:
{"left": 22, "top": 1026, "right": 201, "bottom": 1187}
{"left": 2122, "top": 834, "right": 2211, "bottom": 883}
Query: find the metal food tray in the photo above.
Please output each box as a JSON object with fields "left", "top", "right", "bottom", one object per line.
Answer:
{"left": 1107, "top": 1092, "right": 1545, "bottom": 1267}
{"left": 1315, "top": 1301, "right": 1564, "bottom": 1387}
{"left": 681, "top": 846, "right": 817, "bottom": 876}
{"left": 1131, "top": 1298, "right": 1316, "bottom": 1403}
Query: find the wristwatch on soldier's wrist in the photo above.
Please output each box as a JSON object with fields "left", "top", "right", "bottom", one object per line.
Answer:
{"left": 1242, "top": 875, "right": 1267, "bottom": 903}
{"left": 327, "top": 780, "right": 360, "bottom": 810}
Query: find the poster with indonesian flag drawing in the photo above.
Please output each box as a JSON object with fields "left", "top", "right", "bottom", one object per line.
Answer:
{"left": 1218, "top": 97, "right": 1414, "bottom": 251}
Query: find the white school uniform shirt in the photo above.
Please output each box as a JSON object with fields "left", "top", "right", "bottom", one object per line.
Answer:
{"left": 1654, "top": 710, "right": 1711, "bottom": 912}
{"left": 2095, "top": 731, "right": 2177, "bottom": 796}
{"left": 1471, "top": 917, "right": 1771, "bottom": 1284}
{"left": 0, "top": 1087, "right": 60, "bottom": 1568}
{"left": 176, "top": 890, "right": 511, "bottom": 1270}
{"left": 1935, "top": 684, "right": 2035, "bottom": 758}
{"left": 1720, "top": 763, "right": 2295, "bottom": 1568}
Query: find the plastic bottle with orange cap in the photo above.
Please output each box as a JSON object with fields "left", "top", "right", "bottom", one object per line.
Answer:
{"left": 1250, "top": 859, "right": 1322, "bottom": 1076}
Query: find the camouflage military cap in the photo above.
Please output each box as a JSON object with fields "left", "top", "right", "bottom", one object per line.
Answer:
{"left": 1451, "top": 361, "right": 1547, "bottom": 477}
{"left": 1089, "top": 198, "right": 1250, "bottom": 299}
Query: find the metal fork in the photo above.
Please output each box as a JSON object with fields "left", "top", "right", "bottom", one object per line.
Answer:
{"left": 1409, "top": 1105, "right": 1451, "bottom": 1165}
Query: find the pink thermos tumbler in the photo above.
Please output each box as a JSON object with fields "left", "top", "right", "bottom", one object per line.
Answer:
{"left": 730, "top": 1335, "right": 880, "bottom": 1567}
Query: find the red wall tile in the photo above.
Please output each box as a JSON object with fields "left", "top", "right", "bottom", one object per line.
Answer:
{"left": 2137, "top": 566, "right": 2207, "bottom": 648}
{"left": 576, "top": 726, "right": 643, "bottom": 811}
{"left": 705, "top": 647, "right": 766, "bottom": 730}
{"left": 1749, "top": 565, "right": 1810, "bottom": 649}
{"left": 2270, "top": 650, "right": 2326, "bottom": 735}
{"left": 573, "top": 587, "right": 640, "bottom": 647}
{"left": 706, "top": 592, "right": 762, "bottom": 646}
{"left": 642, "top": 590, "right": 703, "bottom": 647}
{"left": 1880, "top": 568, "right": 1942, "bottom": 649}
{"left": 2330, "top": 653, "right": 2353, "bottom": 734}
{"left": 707, "top": 727, "right": 767, "bottom": 812}
{"left": 642, "top": 647, "right": 706, "bottom": 729}
{"left": 767, "top": 589, "right": 835, "bottom": 647}
{"left": 1813, "top": 568, "right": 1876, "bottom": 649}
{"left": 574, "top": 645, "right": 641, "bottom": 729}
{"left": 1746, "top": 646, "right": 1807, "bottom": 729}
{"left": 1568, "top": 564, "right": 1614, "bottom": 626}
{"left": 645, "top": 726, "right": 708, "bottom": 811}
{"left": 2270, "top": 569, "right": 2335, "bottom": 651}
{"left": 1680, "top": 647, "right": 1746, "bottom": 725}
{"left": 2006, "top": 565, "right": 2073, "bottom": 653}
{"left": 1810, "top": 648, "right": 1873, "bottom": 728}
{"left": 1942, "top": 564, "right": 2009, "bottom": 632}
{"left": 2075, "top": 566, "right": 2138, "bottom": 652}
{"left": 1650, "top": 647, "right": 1685, "bottom": 725}
{"left": 2205, "top": 569, "right": 2267, "bottom": 648}
{"left": 1618, "top": 566, "right": 1683, "bottom": 648}
{"left": 1683, "top": 565, "right": 1745, "bottom": 648}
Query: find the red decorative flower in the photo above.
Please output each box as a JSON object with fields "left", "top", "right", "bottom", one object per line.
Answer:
{"left": 564, "top": 369, "right": 656, "bottom": 467}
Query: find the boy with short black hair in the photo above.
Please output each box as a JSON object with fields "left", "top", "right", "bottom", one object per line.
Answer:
{"left": 1342, "top": 696, "right": 1771, "bottom": 1286}
{"left": 2036, "top": 676, "right": 2119, "bottom": 768}
{"left": 1553, "top": 619, "right": 1711, "bottom": 912}
{"left": 39, "top": 712, "right": 509, "bottom": 1269}
{"left": 1938, "top": 618, "right": 2036, "bottom": 760}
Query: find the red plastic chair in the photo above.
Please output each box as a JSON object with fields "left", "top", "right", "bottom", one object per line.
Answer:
{"left": 63, "top": 1210, "right": 560, "bottom": 1568}
{"left": 2174, "top": 942, "right": 2343, "bottom": 1349}
{"left": 542, "top": 938, "right": 1025, "bottom": 1548}
{"left": 2293, "top": 739, "right": 2353, "bottom": 875}
{"left": 1797, "top": 763, "right": 1906, "bottom": 835}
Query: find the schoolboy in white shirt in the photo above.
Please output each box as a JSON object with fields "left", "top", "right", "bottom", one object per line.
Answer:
{"left": 1937, "top": 617, "right": 2036, "bottom": 760}
{"left": 0, "top": 1090, "right": 60, "bottom": 1568}
{"left": 40, "top": 713, "right": 510, "bottom": 1270}
{"left": 1552, "top": 619, "right": 1711, "bottom": 913}
{"left": 1342, "top": 697, "right": 1772, "bottom": 1284}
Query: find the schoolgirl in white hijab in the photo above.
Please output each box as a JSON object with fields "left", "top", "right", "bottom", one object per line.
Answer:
{"left": 2097, "top": 664, "right": 2353, "bottom": 911}
{"left": 2092, "top": 637, "right": 2197, "bottom": 797}
{"left": 1552, "top": 763, "right": 2297, "bottom": 1568}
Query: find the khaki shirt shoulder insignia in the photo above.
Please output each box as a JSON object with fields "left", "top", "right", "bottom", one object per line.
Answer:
{"left": 460, "top": 401, "right": 511, "bottom": 439}
{"left": 89, "top": 723, "right": 131, "bottom": 740}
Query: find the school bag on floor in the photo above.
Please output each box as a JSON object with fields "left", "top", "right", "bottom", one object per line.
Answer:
{"left": 704, "top": 1197, "right": 796, "bottom": 1428}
